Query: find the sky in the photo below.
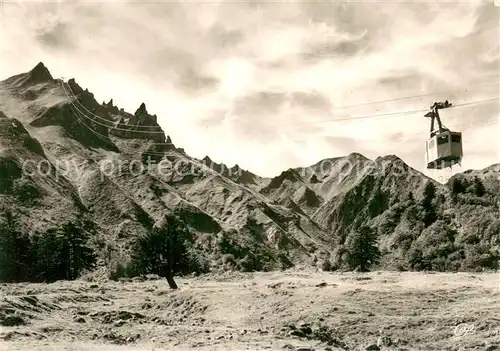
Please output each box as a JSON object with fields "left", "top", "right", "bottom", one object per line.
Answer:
{"left": 1, "top": 0, "right": 499, "bottom": 181}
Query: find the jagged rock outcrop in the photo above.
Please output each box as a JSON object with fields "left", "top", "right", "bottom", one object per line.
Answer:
{"left": 109, "top": 102, "right": 166, "bottom": 143}
{"left": 261, "top": 169, "right": 304, "bottom": 194}
{"left": 198, "top": 156, "right": 258, "bottom": 185}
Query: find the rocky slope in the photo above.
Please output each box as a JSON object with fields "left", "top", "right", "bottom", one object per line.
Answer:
{"left": 0, "top": 62, "right": 498, "bottom": 276}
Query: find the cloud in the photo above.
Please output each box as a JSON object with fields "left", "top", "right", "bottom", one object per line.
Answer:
{"left": 1, "top": 0, "right": 498, "bottom": 178}
{"left": 35, "top": 22, "right": 73, "bottom": 49}
{"left": 323, "top": 136, "right": 367, "bottom": 154}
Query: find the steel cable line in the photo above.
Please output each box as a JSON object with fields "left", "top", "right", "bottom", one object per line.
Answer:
{"left": 66, "top": 83, "right": 498, "bottom": 133}
{"left": 283, "top": 109, "right": 428, "bottom": 128}
{"left": 283, "top": 96, "right": 500, "bottom": 128}
{"left": 327, "top": 81, "right": 499, "bottom": 110}
{"left": 355, "top": 118, "right": 499, "bottom": 142}
{"left": 61, "top": 87, "right": 168, "bottom": 140}
{"left": 142, "top": 98, "right": 500, "bottom": 158}
{"left": 60, "top": 80, "right": 168, "bottom": 133}
{"left": 57, "top": 82, "right": 149, "bottom": 147}
{"left": 58, "top": 78, "right": 499, "bottom": 158}
{"left": 61, "top": 77, "right": 499, "bottom": 132}
{"left": 80, "top": 96, "right": 500, "bottom": 158}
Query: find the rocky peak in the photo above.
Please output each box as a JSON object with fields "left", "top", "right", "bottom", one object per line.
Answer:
{"left": 199, "top": 157, "right": 252, "bottom": 181}
{"left": 372, "top": 155, "right": 423, "bottom": 179}
{"left": 261, "top": 168, "right": 303, "bottom": 194}
{"left": 103, "top": 98, "right": 119, "bottom": 113}
{"left": 2, "top": 62, "right": 55, "bottom": 89}
{"left": 347, "top": 152, "right": 368, "bottom": 159}
{"left": 375, "top": 154, "right": 404, "bottom": 164}
{"left": 135, "top": 103, "right": 148, "bottom": 116}
{"left": 202, "top": 156, "right": 224, "bottom": 173}
{"left": 28, "top": 62, "right": 53, "bottom": 84}
{"left": 130, "top": 103, "right": 159, "bottom": 126}
{"left": 67, "top": 78, "right": 84, "bottom": 95}
{"left": 102, "top": 99, "right": 166, "bottom": 143}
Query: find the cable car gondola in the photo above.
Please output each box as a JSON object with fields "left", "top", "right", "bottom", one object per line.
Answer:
{"left": 424, "top": 100, "right": 463, "bottom": 170}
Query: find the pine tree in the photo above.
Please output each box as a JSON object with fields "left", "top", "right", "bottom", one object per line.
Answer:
{"left": 0, "top": 211, "right": 32, "bottom": 282}
{"left": 473, "top": 176, "right": 486, "bottom": 197}
{"left": 31, "top": 229, "right": 66, "bottom": 282}
{"left": 31, "top": 221, "right": 97, "bottom": 282}
{"left": 421, "top": 181, "right": 437, "bottom": 227}
{"left": 59, "top": 221, "right": 97, "bottom": 280}
{"left": 422, "top": 181, "right": 436, "bottom": 207}
{"left": 449, "top": 177, "right": 465, "bottom": 197}
{"left": 345, "top": 226, "right": 381, "bottom": 272}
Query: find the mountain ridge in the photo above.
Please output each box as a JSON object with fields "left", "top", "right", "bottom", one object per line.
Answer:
{"left": 0, "top": 62, "right": 498, "bottom": 277}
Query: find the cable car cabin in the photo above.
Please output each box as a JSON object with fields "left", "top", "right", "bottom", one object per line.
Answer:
{"left": 425, "top": 130, "right": 463, "bottom": 169}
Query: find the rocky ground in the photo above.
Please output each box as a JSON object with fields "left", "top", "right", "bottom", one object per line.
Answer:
{"left": 1, "top": 271, "right": 499, "bottom": 350}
